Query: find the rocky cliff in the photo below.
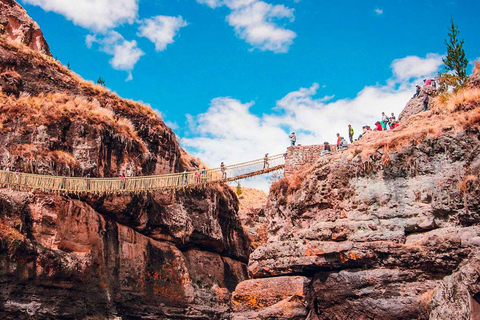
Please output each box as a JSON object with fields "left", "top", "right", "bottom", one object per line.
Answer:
{"left": 0, "top": 2, "right": 250, "bottom": 319}
{"left": 0, "top": 0, "right": 50, "bottom": 55}
{"left": 232, "top": 73, "right": 480, "bottom": 319}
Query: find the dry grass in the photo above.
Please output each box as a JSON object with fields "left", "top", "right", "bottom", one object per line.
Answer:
{"left": 8, "top": 144, "right": 79, "bottom": 167}
{"left": 0, "top": 92, "right": 144, "bottom": 149}
{"left": 270, "top": 174, "right": 306, "bottom": 198}
{"left": 344, "top": 85, "right": 480, "bottom": 161}
{"left": 458, "top": 175, "right": 478, "bottom": 192}
{"left": 0, "top": 217, "right": 24, "bottom": 250}
{"left": 2, "top": 35, "right": 158, "bottom": 122}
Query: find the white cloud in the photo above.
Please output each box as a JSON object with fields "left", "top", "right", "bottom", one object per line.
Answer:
{"left": 138, "top": 16, "right": 188, "bottom": 51}
{"left": 196, "top": 0, "right": 223, "bottom": 8}
{"left": 391, "top": 53, "right": 443, "bottom": 80}
{"left": 180, "top": 54, "right": 443, "bottom": 190}
{"left": 22, "top": 0, "right": 138, "bottom": 32}
{"left": 86, "top": 31, "right": 144, "bottom": 80}
{"left": 374, "top": 8, "right": 384, "bottom": 15}
{"left": 196, "top": 0, "right": 296, "bottom": 53}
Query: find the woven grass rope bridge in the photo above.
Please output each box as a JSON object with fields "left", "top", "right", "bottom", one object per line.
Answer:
{"left": 0, "top": 154, "right": 285, "bottom": 195}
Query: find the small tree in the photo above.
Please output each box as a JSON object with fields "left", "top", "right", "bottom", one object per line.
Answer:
{"left": 439, "top": 19, "right": 468, "bottom": 91}
{"left": 67, "top": 62, "right": 70, "bottom": 69}
{"left": 96, "top": 76, "right": 105, "bottom": 86}
{"left": 236, "top": 182, "right": 242, "bottom": 196}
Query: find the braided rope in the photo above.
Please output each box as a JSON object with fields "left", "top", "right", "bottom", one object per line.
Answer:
{"left": 0, "top": 154, "right": 285, "bottom": 194}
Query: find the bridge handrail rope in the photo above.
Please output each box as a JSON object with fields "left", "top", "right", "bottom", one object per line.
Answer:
{"left": 0, "top": 153, "right": 285, "bottom": 194}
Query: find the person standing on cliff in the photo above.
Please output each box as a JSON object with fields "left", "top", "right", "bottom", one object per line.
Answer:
{"left": 336, "top": 133, "right": 341, "bottom": 147}
{"left": 423, "top": 92, "right": 429, "bottom": 111}
{"left": 348, "top": 125, "right": 354, "bottom": 143}
{"left": 289, "top": 132, "right": 296, "bottom": 146}
{"left": 381, "top": 112, "right": 389, "bottom": 130}
{"left": 413, "top": 85, "right": 421, "bottom": 98}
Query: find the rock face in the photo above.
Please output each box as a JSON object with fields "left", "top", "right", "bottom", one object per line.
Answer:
{"left": 237, "top": 188, "right": 269, "bottom": 250}
{"left": 0, "top": 2, "right": 249, "bottom": 319}
{"left": 232, "top": 276, "right": 310, "bottom": 320}
{"left": 0, "top": 189, "right": 249, "bottom": 319}
{"left": 0, "top": 0, "right": 50, "bottom": 55}
{"left": 399, "top": 85, "right": 436, "bottom": 122}
{"left": 232, "top": 90, "right": 480, "bottom": 318}
{"left": 470, "top": 62, "right": 480, "bottom": 88}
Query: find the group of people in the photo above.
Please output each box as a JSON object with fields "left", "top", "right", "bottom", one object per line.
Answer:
{"left": 317, "top": 111, "right": 401, "bottom": 157}
{"left": 179, "top": 168, "right": 210, "bottom": 185}
{"left": 373, "top": 112, "right": 399, "bottom": 132}
{"left": 412, "top": 79, "right": 437, "bottom": 111}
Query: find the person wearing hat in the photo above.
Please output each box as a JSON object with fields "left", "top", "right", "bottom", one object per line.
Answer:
{"left": 289, "top": 132, "right": 297, "bottom": 146}
{"left": 263, "top": 153, "right": 270, "bottom": 170}
{"left": 413, "top": 85, "right": 421, "bottom": 98}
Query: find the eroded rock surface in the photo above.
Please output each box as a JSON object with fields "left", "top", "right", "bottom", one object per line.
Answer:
{"left": 0, "top": 0, "right": 50, "bottom": 55}
{"left": 232, "top": 276, "right": 310, "bottom": 320}
{"left": 0, "top": 2, "right": 250, "bottom": 319}
{"left": 237, "top": 188, "right": 269, "bottom": 250}
{"left": 233, "top": 126, "right": 480, "bottom": 318}
{"left": 399, "top": 85, "right": 436, "bottom": 122}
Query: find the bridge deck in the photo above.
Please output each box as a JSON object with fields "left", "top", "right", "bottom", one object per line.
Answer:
{"left": 0, "top": 154, "right": 285, "bottom": 194}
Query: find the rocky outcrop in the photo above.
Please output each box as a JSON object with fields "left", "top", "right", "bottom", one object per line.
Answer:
{"left": 232, "top": 276, "right": 310, "bottom": 320}
{"left": 237, "top": 188, "right": 269, "bottom": 250}
{"left": 399, "top": 85, "right": 436, "bottom": 122}
{"left": 470, "top": 62, "right": 480, "bottom": 88}
{"left": 0, "top": 0, "right": 50, "bottom": 55}
{"left": 232, "top": 89, "right": 480, "bottom": 318}
{"left": 0, "top": 70, "right": 22, "bottom": 97}
{"left": 429, "top": 254, "right": 480, "bottom": 320}
{"left": 0, "top": 2, "right": 250, "bottom": 319}
{"left": 0, "top": 189, "right": 248, "bottom": 319}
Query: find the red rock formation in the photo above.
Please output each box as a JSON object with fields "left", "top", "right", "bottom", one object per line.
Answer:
{"left": 471, "top": 61, "right": 480, "bottom": 88}
{"left": 399, "top": 85, "right": 436, "bottom": 122}
{"left": 232, "top": 76, "right": 480, "bottom": 319}
{"left": 0, "top": 0, "right": 50, "bottom": 55}
{"left": 232, "top": 276, "right": 310, "bottom": 319}
{"left": 0, "top": 2, "right": 249, "bottom": 319}
{"left": 237, "top": 188, "right": 269, "bottom": 250}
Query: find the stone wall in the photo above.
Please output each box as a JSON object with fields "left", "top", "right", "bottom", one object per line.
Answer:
{"left": 284, "top": 145, "right": 337, "bottom": 176}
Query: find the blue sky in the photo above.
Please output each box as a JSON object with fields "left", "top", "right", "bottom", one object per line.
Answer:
{"left": 19, "top": 0, "right": 480, "bottom": 188}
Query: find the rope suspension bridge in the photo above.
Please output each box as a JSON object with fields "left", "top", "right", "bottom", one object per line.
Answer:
{"left": 0, "top": 154, "right": 285, "bottom": 195}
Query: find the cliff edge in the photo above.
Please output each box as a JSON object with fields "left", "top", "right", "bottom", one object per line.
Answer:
{"left": 0, "top": 2, "right": 250, "bottom": 319}
{"left": 232, "top": 65, "right": 480, "bottom": 320}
